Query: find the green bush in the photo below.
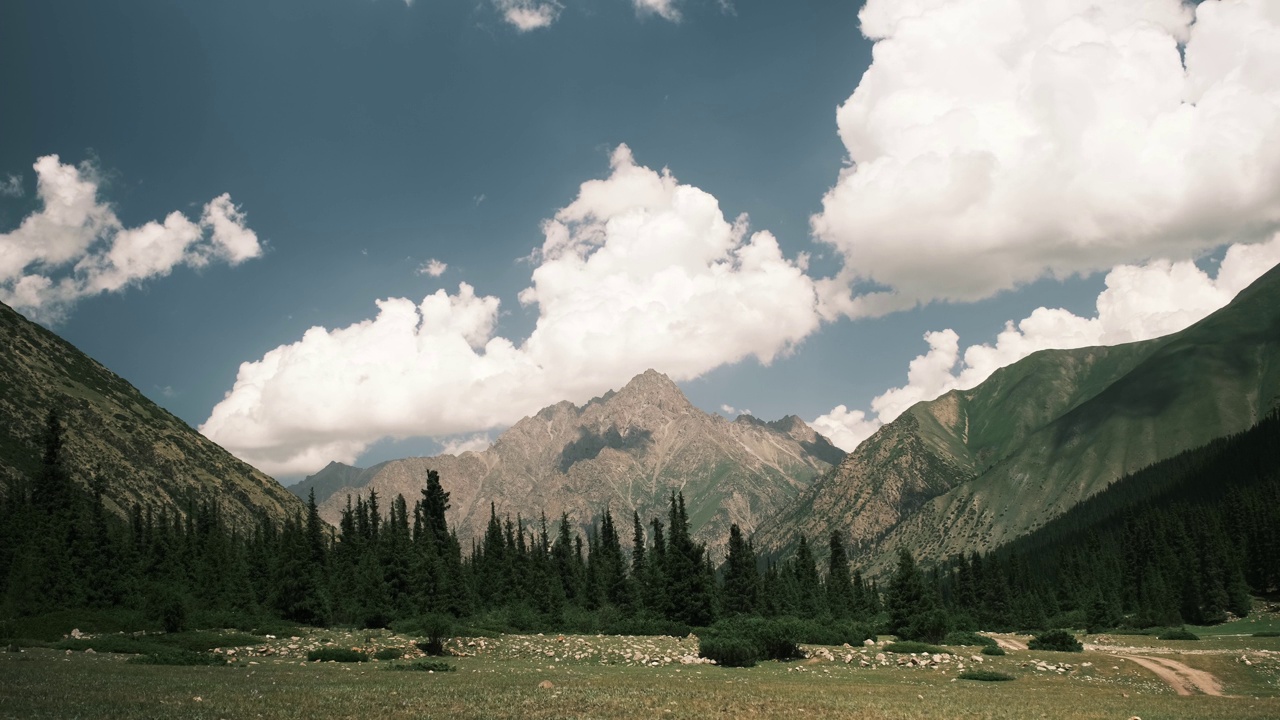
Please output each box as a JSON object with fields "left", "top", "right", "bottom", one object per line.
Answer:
{"left": 387, "top": 659, "right": 456, "bottom": 672}
{"left": 698, "top": 636, "right": 758, "bottom": 668}
{"left": 374, "top": 647, "right": 406, "bottom": 660}
{"left": 958, "top": 669, "right": 1015, "bottom": 681}
{"left": 1252, "top": 630, "right": 1280, "bottom": 638}
{"left": 56, "top": 636, "right": 171, "bottom": 655}
{"left": 707, "top": 618, "right": 803, "bottom": 661}
{"left": 405, "top": 613, "right": 454, "bottom": 656}
{"left": 981, "top": 645, "right": 1006, "bottom": 656}
{"left": 883, "top": 641, "right": 946, "bottom": 655}
{"left": 943, "top": 631, "right": 997, "bottom": 648}
{"left": 307, "top": 647, "right": 367, "bottom": 662}
{"left": 0, "top": 609, "right": 152, "bottom": 642}
{"left": 1027, "top": 629, "right": 1082, "bottom": 652}
{"left": 1157, "top": 628, "right": 1200, "bottom": 641}
{"left": 128, "top": 650, "right": 226, "bottom": 666}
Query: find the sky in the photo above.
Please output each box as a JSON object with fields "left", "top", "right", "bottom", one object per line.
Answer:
{"left": 2, "top": 0, "right": 1279, "bottom": 482}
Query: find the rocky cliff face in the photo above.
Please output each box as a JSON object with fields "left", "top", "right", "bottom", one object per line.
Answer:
{"left": 0, "top": 302, "right": 306, "bottom": 529}
{"left": 308, "top": 370, "right": 842, "bottom": 557}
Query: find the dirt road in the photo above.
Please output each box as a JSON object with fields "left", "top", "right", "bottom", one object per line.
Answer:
{"left": 992, "top": 635, "right": 1028, "bottom": 651}
{"left": 1118, "top": 654, "right": 1225, "bottom": 696}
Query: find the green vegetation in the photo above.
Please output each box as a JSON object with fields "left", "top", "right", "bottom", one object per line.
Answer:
{"left": 127, "top": 649, "right": 226, "bottom": 666}
{"left": 697, "top": 635, "right": 758, "bottom": 667}
{"left": 981, "top": 645, "right": 1005, "bottom": 656}
{"left": 1158, "top": 627, "right": 1200, "bottom": 641}
{"left": 386, "top": 658, "right": 455, "bottom": 672}
{"left": 307, "top": 647, "right": 368, "bottom": 662}
{"left": 1254, "top": 631, "right": 1280, "bottom": 638}
{"left": 957, "top": 669, "right": 1015, "bottom": 681}
{"left": 1028, "top": 630, "right": 1083, "bottom": 653}
{"left": 374, "top": 647, "right": 405, "bottom": 660}
{"left": 943, "top": 631, "right": 997, "bottom": 647}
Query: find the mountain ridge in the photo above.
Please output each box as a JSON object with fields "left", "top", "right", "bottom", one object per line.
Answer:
{"left": 0, "top": 301, "right": 306, "bottom": 530}
{"left": 301, "top": 369, "right": 843, "bottom": 556}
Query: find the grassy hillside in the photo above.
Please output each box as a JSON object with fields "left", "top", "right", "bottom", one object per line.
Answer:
{"left": 0, "top": 302, "right": 306, "bottom": 530}
{"left": 767, "top": 262, "right": 1280, "bottom": 574}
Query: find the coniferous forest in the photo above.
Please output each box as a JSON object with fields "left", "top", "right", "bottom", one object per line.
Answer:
{"left": 2, "top": 408, "right": 1277, "bottom": 647}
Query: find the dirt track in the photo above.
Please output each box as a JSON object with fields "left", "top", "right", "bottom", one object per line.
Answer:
{"left": 992, "top": 635, "right": 1028, "bottom": 651}
{"left": 1118, "top": 654, "right": 1225, "bottom": 696}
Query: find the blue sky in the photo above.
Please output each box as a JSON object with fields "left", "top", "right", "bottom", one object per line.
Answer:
{"left": 3, "top": 0, "right": 1279, "bottom": 480}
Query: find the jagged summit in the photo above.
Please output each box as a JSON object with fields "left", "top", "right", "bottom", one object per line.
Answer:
{"left": 303, "top": 368, "right": 844, "bottom": 556}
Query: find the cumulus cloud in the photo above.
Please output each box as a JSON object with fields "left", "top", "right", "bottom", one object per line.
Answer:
{"left": 0, "top": 155, "right": 262, "bottom": 323}
{"left": 440, "top": 433, "right": 493, "bottom": 455}
{"left": 813, "top": 235, "right": 1280, "bottom": 451}
{"left": 813, "top": 0, "right": 1280, "bottom": 316}
{"left": 417, "top": 259, "right": 447, "bottom": 277}
{"left": 634, "top": 0, "right": 681, "bottom": 22}
{"left": 494, "top": 0, "right": 561, "bottom": 31}
{"left": 201, "top": 145, "right": 821, "bottom": 475}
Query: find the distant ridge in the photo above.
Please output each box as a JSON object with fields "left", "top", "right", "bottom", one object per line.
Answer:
{"left": 299, "top": 369, "right": 843, "bottom": 556}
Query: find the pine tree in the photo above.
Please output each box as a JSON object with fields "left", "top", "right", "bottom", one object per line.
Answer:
{"left": 721, "top": 524, "right": 757, "bottom": 616}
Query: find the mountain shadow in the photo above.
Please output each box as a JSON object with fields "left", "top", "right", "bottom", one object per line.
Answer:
{"left": 559, "top": 427, "right": 653, "bottom": 473}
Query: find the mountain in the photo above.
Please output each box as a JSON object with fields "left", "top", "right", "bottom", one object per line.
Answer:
{"left": 303, "top": 369, "right": 843, "bottom": 556}
{"left": 760, "top": 262, "right": 1280, "bottom": 574}
{"left": 0, "top": 301, "right": 306, "bottom": 529}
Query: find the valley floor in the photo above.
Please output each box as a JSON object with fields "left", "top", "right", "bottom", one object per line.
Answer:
{"left": 2, "top": 628, "right": 1278, "bottom": 720}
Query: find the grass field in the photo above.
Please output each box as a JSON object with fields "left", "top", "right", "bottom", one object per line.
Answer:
{"left": 3, "top": 627, "right": 1279, "bottom": 720}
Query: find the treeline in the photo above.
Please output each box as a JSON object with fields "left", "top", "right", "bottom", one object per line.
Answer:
{"left": 2, "top": 409, "right": 1276, "bottom": 640}
{"left": 935, "top": 410, "right": 1280, "bottom": 632}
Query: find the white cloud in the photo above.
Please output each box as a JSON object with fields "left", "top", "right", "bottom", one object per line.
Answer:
{"left": 417, "top": 259, "right": 447, "bottom": 277}
{"left": 813, "top": 0, "right": 1280, "bottom": 316}
{"left": 0, "top": 174, "right": 22, "bottom": 198}
{"left": 201, "top": 145, "right": 821, "bottom": 475}
{"left": 0, "top": 156, "right": 262, "bottom": 323}
{"left": 495, "top": 0, "right": 561, "bottom": 31}
{"left": 720, "top": 404, "right": 735, "bottom": 415}
{"left": 634, "top": 0, "right": 681, "bottom": 22}
{"left": 811, "top": 404, "right": 881, "bottom": 454}
{"left": 813, "top": 234, "right": 1280, "bottom": 451}
{"left": 440, "top": 433, "right": 492, "bottom": 455}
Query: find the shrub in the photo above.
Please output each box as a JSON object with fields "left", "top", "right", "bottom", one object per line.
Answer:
{"left": 1252, "top": 630, "right": 1280, "bottom": 638}
{"left": 698, "top": 636, "right": 758, "bottom": 668}
{"left": 387, "top": 659, "right": 456, "bottom": 672}
{"left": 943, "top": 631, "right": 997, "bottom": 648}
{"left": 1158, "top": 628, "right": 1200, "bottom": 641}
{"left": 410, "top": 613, "right": 454, "bottom": 657}
{"left": 883, "top": 641, "right": 946, "bottom": 655}
{"left": 374, "top": 647, "right": 405, "bottom": 660}
{"left": 1027, "top": 629, "right": 1082, "bottom": 653}
{"left": 56, "top": 636, "right": 170, "bottom": 655}
{"left": 707, "top": 618, "right": 804, "bottom": 662}
{"left": 981, "top": 645, "right": 1006, "bottom": 656}
{"left": 958, "top": 669, "right": 1015, "bottom": 681}
{"left": 128, "top": 650, "right": 226, "bottom": 666}
{"left": 307, "top": 647, "right": 367, "bottom": 662}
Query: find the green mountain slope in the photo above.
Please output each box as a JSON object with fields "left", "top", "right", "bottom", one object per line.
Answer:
{"left": 763, "top": 262, "right": 1280, "bottom": 573}
{"left": 0, "top": 302, "right": 306, "bottom": 529}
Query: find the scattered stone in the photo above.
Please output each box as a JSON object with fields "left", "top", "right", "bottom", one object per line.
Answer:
{"left": 538, "top": 680, "right": 554, "bottom": 689}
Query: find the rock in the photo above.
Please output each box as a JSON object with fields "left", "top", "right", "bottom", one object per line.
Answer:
{"left": 875, "top": 653, "right": 886, "bottom": 662}
{"left": 70, "top": 629, "right": 84, "bottom": 639}
{"left": 863, "top": 639, "right": 875, "bottom": 647}
{"left": 538, "top": 680, "right": 554, "bottom": 689}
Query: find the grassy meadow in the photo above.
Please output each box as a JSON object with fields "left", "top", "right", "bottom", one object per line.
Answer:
{"left": 2, "top": 625, "right": 1279, "bottom": 720}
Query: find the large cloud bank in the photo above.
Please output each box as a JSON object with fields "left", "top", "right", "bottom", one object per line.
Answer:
{"left": 813, "top": 233, "right": 1280, "bottom": 451}
{"left": 0, "top": 156, "right": 262, "bottom": 323}
{"left": 814, "top": 0, "right": 1280, "bottom": 316}
{"left": 200, "top": 146, "right": 820, "bottom": 475}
